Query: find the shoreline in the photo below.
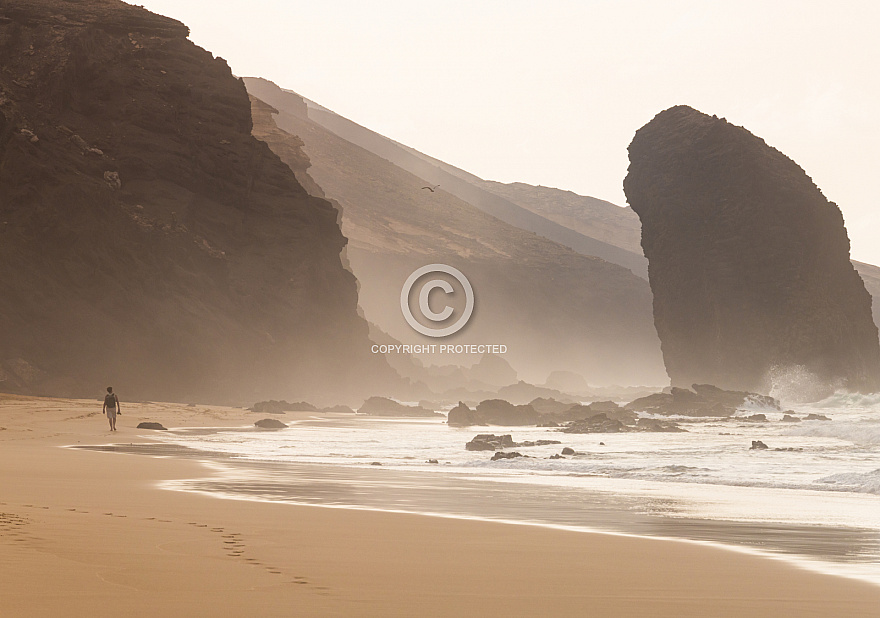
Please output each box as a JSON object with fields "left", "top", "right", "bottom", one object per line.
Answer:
{"left": 3, "top": 394, "right": 880, "bottom": 616}
{"left": 113, "top": 447, "right": 880, "bottom": 588}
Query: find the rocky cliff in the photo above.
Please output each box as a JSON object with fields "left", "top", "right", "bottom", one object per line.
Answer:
{"left": 246, "top": 81, "right": 667, "bottom": 387}
{"left": 0, "top": 0, "right": 392, "bottom": 403}
{"left": 624, "top": 105, "right": 880, "bottom": 396}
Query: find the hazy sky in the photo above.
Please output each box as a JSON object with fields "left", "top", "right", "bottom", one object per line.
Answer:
{"left": 141, "top": 0, "right": 880, "bottom": 264}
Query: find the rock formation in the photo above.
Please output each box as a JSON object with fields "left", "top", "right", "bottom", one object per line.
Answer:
{"left": 625, "top": 105, "right": 880, "bottom": 396}
{"left": 625, "top": 384, "right": 778, "bottom": 417}
{"left": 357, "top": 397, "right": 440, "bottom": 417}
{"left": 136, "top": 422, "right": 167, "bottom": 431}
{"left": 254, "top": 418, "right": 288, "bottom": 429}
{"left": 0, "top": 0, "right": 394, "bottom": 403}
{"left": 447, "top": 401, "right": 478, "bottom": 426}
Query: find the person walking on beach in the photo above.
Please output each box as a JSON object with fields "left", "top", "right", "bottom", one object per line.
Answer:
{"left": 103, "top": 386, "right": 120, "bottom": 431}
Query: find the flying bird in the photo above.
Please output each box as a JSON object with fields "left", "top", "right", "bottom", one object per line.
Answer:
{"left": 421, "top": 184, "right": 440, "bottom": 192}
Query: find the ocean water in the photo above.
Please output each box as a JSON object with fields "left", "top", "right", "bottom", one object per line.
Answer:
{"left": 101, "top": 391, "right": 880, "bottom": 585}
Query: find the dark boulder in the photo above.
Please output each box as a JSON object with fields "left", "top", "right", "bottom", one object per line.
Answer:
{"left": 490, "top": 451, "right": 523, "bottom": 461}
{"left": 805, "top": 413, "right": 832, "bottom": 421}
{"left": 136, "top": 422, "right": 167, "bottom": 430}
{"left": 466, "top": 434, "right": 515, "bottom": 451}
{"left": 624, "top": 105, "right": 880, "bottom": 396}
{"left": 781, "top": 414, "right": 801, "bottom": 422}
{"left": 743, "top": 414, "right": 768, "bottom": 422}
{"left": 255, "top": 418, "right": 287, "bottom": 429}
{"left": 561, "top": 447, "right": 575, "bottom": 455}
{"left": 750, "top": 440, "right": 769, "bottom": 450}
{"left": 517, "top": 439, "right": 562, "bottom": 447}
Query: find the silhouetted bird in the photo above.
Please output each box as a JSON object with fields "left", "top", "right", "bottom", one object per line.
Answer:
{"left": 421, "top": 184, "right": 440, "bottom": 192}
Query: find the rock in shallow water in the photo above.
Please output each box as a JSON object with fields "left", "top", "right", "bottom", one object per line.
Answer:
{"left": 490, "top": 451, "right": 523, "bottom": 461}
{"left": 465, "top": 434, "right": 515, "bottom": 451}
{"left": 254, "top": 418, "right": 287, "bottom": 429}
{"left": 136, "top": 422, "right": 167, "bottom": 431}
{"left": 626, "top": 384, "right": 778, "bottom": 417}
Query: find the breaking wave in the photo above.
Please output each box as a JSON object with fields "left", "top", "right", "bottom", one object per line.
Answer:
{"left": 815, "top": 469, "right": 880, "bottom": 495}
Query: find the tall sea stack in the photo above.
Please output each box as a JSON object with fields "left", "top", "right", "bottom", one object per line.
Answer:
{"left": 624, "top": 105, "right": 880, "bottom": 397}
{"left": 0, "top": 0, "right": 394, "bottom": 404}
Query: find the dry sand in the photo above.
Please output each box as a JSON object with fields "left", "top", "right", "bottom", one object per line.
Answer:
{"left": 1, "top": 393, "right": 878, "bottom": 617}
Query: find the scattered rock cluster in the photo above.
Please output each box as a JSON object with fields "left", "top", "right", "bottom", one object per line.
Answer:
{"left": 626, "top": 384, "right": 779, "bottom": 417}
{"left": 560, "top": 413, "right": 684, "bottom": 434}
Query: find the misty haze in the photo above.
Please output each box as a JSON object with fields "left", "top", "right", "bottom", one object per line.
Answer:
{"left": 1, "top": 1, "right": 879, "bottom": 616}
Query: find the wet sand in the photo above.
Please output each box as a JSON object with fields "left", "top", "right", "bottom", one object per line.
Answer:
{"left": 1, "top": 393, "right": 879, "bottom": 617}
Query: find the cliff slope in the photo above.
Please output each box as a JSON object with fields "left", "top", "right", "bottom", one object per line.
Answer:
{"left": 0, "top": 0, "right": 390, "bottom": 403}
{"left": 246, "top": 82, "right": 666, "bottom": 386}
{"left": 479, "top": 181, "right": 644, "bottom": 256}
{"left": 244, "top": 78, "right": 647, "bottom": 278}
{"left": 624, "top": 105, "right": 880, "bottom": 396}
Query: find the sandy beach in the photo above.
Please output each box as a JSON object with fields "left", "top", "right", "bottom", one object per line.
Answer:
{"left": 1, "top": 393, "right": 879, "bottom": 617}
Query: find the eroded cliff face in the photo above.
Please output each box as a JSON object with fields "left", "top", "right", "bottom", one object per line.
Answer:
{"left": 624, "top": 105, "right": 880, "bottom": 396}
{"left": 0, "top": 0, "right": 392, "bottom": 404}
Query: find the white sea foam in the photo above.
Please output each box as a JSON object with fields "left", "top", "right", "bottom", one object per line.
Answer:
{"left": 785, "top": 420, "right": 880, "bottom": 445}
{"left": 815, "top": 469, "right": 880, "bottom": 495}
